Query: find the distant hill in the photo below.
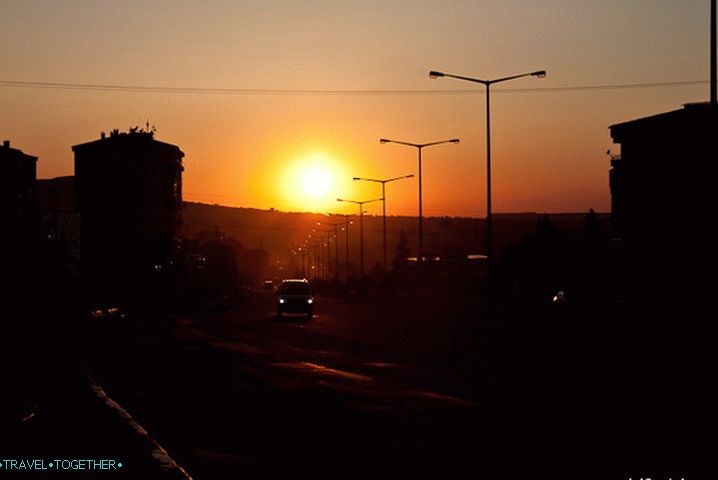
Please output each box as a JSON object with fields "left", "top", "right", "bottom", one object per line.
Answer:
{"left": 34, "top": 177, "right": 608, "bottom": 279}
{"left": 181, "top": 202, "right": 609, "bottom": 271}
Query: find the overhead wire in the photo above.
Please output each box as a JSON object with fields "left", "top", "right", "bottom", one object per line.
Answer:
{"left": 0, "top": 79, "right": 708, "bottom": 96}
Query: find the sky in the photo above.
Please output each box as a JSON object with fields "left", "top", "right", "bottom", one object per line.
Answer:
{"left": 1, "top": 1, "right": 712, "bottom": 217}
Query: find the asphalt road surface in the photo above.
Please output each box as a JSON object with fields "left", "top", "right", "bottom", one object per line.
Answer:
{"left": 86, "top": 289, "right": 708, "bottom": 479}
{"left": 88, "top": 289, "right": 510, "bottom": 478}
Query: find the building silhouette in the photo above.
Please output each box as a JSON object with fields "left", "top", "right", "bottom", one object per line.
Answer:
{"left": 609, "top": 102, "right": 717, "bottom": 302}
{"left": 72, "top": 129, "right": 184, "bottom": 297}
{"left": 0, "top": 140, "right": 37, "bottom": 231}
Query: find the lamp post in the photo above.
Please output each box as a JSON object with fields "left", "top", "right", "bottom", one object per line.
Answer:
{"left": 336, "top": 197, "right": 382, "bottom": 277}
{"left": 429, "top": 69, "right": 545, "bottom": 293}
{"left": 315, "top": 226, "right": 329, "bottom": 281}
{"left": 317, "top": 221, "right": 343, "bottom": 280}
{"left": 299, "top": 240, "right": 308, "bottom": 278}
{"left": 298, "top": 243, "right": 306, "bottom": 277}
{"left": 379, "top": 139, "right": 459, "bottom": 263}
{"left": 353, "top": 174, "right": 414, "bottom": 272}
{"left": 305, "top": 235, "right": 312, "bottom": 278}
{"left": 328, "top": 213, "right": 353, "bottom": 280}
{"left": 330, "top": 222, "right": 343, "bottom": 280}
{"left": 311, "top": 241, "right": 318, "bottom": 280}
{"left": 313, "top": 229, "right": 330, "bottom": 281}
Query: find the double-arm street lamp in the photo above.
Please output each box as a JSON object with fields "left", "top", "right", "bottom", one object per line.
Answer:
{"left": 327, "top": 213, "right": 353, "bottom": 280}
{"left": 336, "top": 197, "right": 383, "bottom": 278}
{"left": 353, "top": 174, "right": 414, "bottom": 272}
{"left": 428, "top": 69, "right": 545, "bottom": 285}
{"left": 317, "top": 221, "right": 343, "bottom": 280}
{"left": 312, "top": 228, "right": 330, "bottom": 281}
{"left": 379, "top": 139, "right": 459, "bottom": 263}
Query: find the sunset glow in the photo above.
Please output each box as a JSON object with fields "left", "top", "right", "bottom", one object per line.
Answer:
{"left": 1, "top": 2, "right": 711, "bottom": 216}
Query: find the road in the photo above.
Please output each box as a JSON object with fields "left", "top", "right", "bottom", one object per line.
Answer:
{"left": 84, "top": 288, "right": 712, "bottom": 479}
{"left": 88, "top": 288, "right": 510, "bottom": 478}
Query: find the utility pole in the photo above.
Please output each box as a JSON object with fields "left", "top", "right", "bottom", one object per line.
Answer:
{"left": 711, "top": 0, "right": 716, "bottom": 104}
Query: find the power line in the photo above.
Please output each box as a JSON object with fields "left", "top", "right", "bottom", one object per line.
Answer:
{"left": 0, "top": 79, "right": 708, "bottom": 96}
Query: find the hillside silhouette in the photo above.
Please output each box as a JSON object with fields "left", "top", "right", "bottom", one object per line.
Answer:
{"left": 182, "top": 201, "right": 608, "bottom": 281}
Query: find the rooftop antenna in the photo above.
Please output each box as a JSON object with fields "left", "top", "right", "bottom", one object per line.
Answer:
{"left": 144, "top": 119, "right": 157, "bottom": 135}
{"left": 711, "top": 0, "right": 716, "bottom": 104}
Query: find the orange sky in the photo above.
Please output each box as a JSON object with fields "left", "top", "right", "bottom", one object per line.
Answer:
{"left": 1, "top": 1, "right": 711, "bottom": 217}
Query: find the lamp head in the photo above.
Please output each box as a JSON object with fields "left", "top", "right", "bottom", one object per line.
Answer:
{"left": 379, "top": 139, "right": 389, "bottom": 144}
{"left": 429, "top": 71, "right": 445, "bottom": 78}
{"left": 352, "top": 177, "right": 360, "bottom": 181}
{"left": 450, "top": 139, "right": 460, "bottom": 144}
{"left": 532, "top": 70, "right": 547, "bottom": 78}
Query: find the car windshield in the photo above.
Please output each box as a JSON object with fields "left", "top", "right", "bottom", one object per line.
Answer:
{"left": 279, "top": 283, "right": 312, "bottom": 295}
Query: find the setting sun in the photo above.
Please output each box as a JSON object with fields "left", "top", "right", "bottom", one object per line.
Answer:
{"left": 301, "top": 166, "right": 332, "bottom": 197}
{"left": 276, "top": 150, "right": 354, "bottom": 212}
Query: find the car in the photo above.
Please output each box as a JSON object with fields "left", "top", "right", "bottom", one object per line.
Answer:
{"left": 263, "top": 280, "right": 274, "bottom": 290}
{"left": 276, "top": 278, "right": 314, "bottom": 320}
{"left": 552, "top": 290, "right": 569, "bottom": 305}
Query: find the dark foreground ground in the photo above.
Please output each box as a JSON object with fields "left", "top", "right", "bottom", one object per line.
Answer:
{"left": 2, "top": 286, "right": 711, "bottom": 479}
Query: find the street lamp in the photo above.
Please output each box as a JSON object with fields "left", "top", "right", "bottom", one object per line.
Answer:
{"left": 297, "top": 239, "right": 309, "bottom": 278}
{"left": 353, "top": 174, "right": 414, "bottom": 272}
{"left": 317, "top": 221, "right": 343, "bottom": 280}
{"left": 429, "top": 69, "right": 545, "bottom": 289}
{"left": 312, "top": 229, "right": 329, "bottom": 281}
{"left": 328, "top": 213, "right": 354, "bottom": 280}
{"left": 379, "top": 139, "right": 459, "bottom": 263}
{"left": 336, "top": 197, "right": 383, "bottom": 277}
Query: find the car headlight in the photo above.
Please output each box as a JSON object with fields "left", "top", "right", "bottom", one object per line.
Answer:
{"left": 278, "top": 298, "right": 285, "bottom": 304}
{"left": 307, "top": 298, "right": 313, "bottom": 304}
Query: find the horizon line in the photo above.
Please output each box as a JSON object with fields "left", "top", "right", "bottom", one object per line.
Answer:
{"left": 183, "top": 200, "right": 609, "bottom": 218}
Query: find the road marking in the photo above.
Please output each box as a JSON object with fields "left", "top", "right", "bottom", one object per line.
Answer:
{"left": 90, "top": 380, "right": 194, "bottom": 479}
{"left": 184, "top": 323, "right": 479, "bottom": 409}
{"left": 271, "top": 361, "right": 374, "bottom": 383}
{"left": 271, "top": 361, "right": 479, "bottom": 407}
{"left": 407, "top": 389, "right": 480, "bottom": 407}
{"left": 365, "top": 361, "right": 397, "bottom": 368}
